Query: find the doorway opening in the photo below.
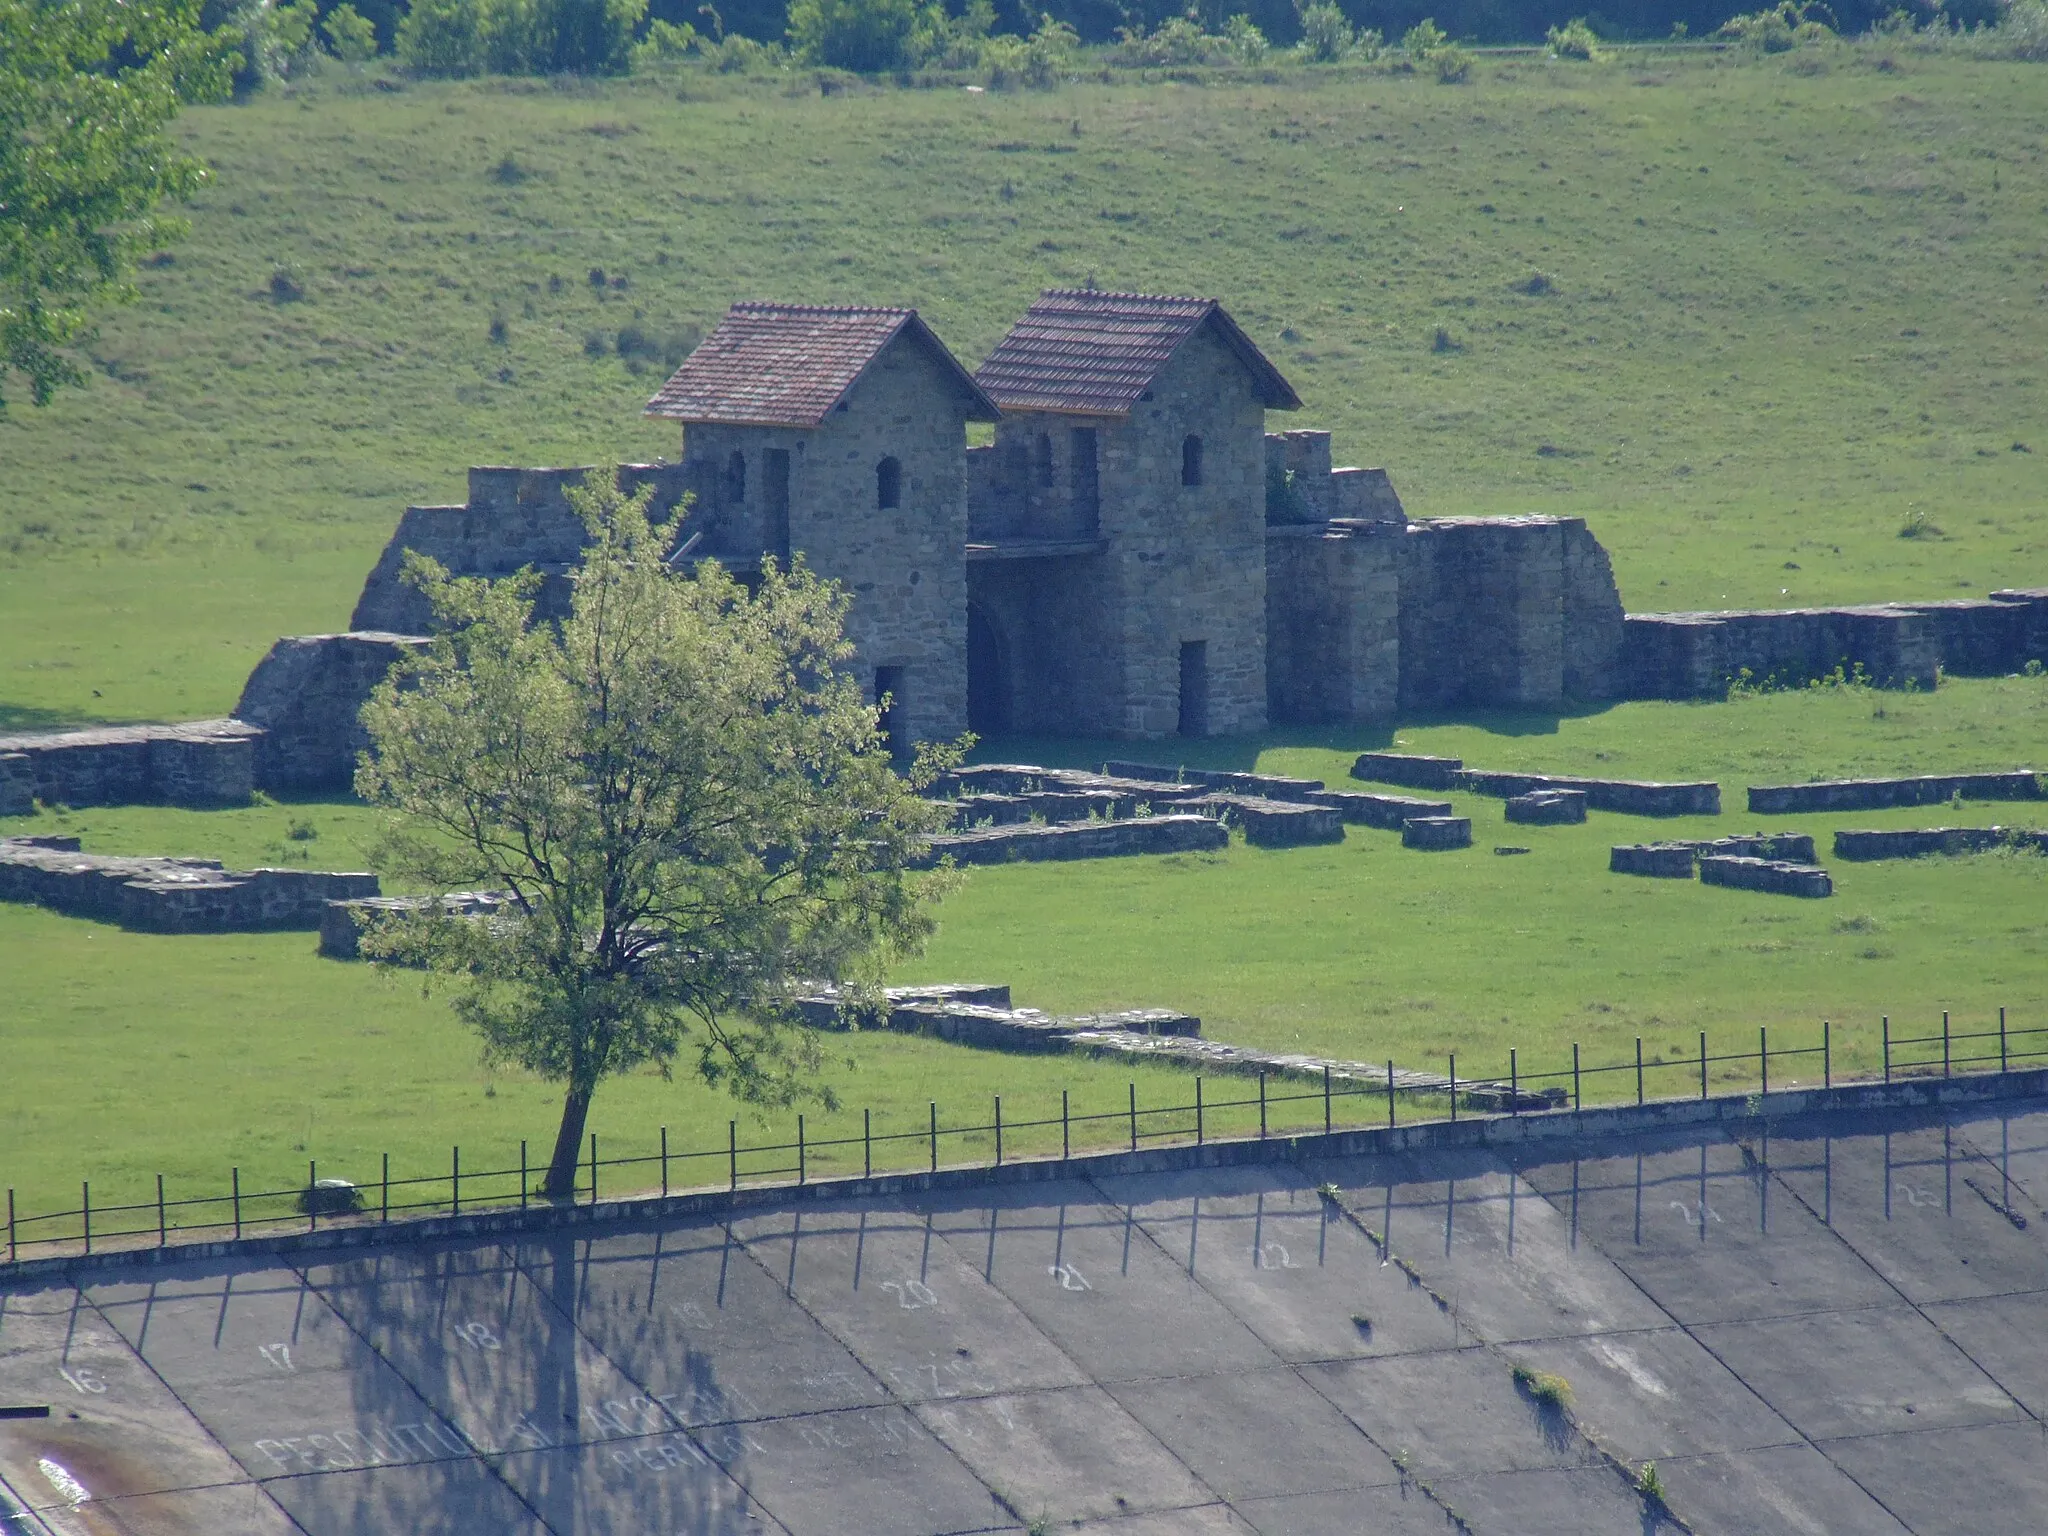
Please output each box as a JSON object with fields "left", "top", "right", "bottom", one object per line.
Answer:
{"left": 1177, "top": 641, "right": 1208, "bottom": 737}
{"left": 966, "top": 604, "right": 1008, "bottom": 738}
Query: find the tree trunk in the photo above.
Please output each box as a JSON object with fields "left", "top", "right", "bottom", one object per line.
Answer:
{"left": 544, "top": 1084, "right": 594, "bottom": 1202}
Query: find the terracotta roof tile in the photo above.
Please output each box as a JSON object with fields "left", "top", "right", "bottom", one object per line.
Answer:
{"left": 974, "top": 289, "right": 1300, "bottom": 416}
{"left": 646, "top": 302, "right": 996, "bottom": 427}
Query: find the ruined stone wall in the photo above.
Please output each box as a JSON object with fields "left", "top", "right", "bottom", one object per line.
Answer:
{"left": 1398, "top": 517, "right": 1568, "bottom": 711}
{"left": 1264, "top": 431, "right": 1405, "bottom": 525}
{"left": 233, "top": 632, "right": 431, "bottom": 792}
{"left": 1264, "top": 522, "right": 1400, "bottom": 724}
{"left": 0, "top": 721, "right": 261, "bottom": 809}
{"left": 1622, "top": 606, "right": 1940, "bottom": 698}
{"left": 349, "top": 463, "right": 696, "bottom": 635}
{"left": 1562, "top": 522, "right": 1626, "bottom": 700}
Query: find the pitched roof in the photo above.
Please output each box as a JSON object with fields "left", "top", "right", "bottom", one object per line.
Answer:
{"left": 645, "top": 302, "right": 998, "bottom": 427}
{"left": 974, "top": 289, "right": 1301, "bottom": 416}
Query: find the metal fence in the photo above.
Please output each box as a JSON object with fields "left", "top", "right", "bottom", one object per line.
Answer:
{"left": 4, "top": 1008, "right": 2037, "bottom": 1266}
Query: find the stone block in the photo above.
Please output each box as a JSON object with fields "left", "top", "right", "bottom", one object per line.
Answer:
{"left": 1188, "top": 794, "right": 1345, "bottom": 847}
{"left": 1505, "top": 790, "right": 1587, "bottom": 825}
{"left": 1100, "top": 762, "right": 1328, "bottom": 802}
{"left": 1305, "top": 790, "right": 1454, "bottom": 829}
{"left": 1698, "top": 855, "right": 1833, "bottom": 898}
{"left": 1623, "top": 604, "right": 1940, "bottom": 698}
{"left": 887, "top": 1001, "right": 1072, "bottom": 1052}
{"left": 1693, "top": 832, "right": 1817, "bottom": 864}
{"left": 1060, "top": 1007, "right": 1201, "bottom": 1038}
{"left": 234, "top": 632, "right": 433, "bottom": 792}
{"left": 0, "top": 754, "right": 32, "bottom": 817}
{"left": 1402, "top": 816, "right": 1472, "bottom": 850}
{"left": 2, "top": 837, "right": 379, "bottom": 933}
{"left": 0, "top": 721, "right": 265, "bottom": 809}
{"left": 1747, "top": 773, "right": 2043, "bottom": 814}
{"left": 317, "top": 889, "right": 512, "bottom": 958}
{"left": 792, "top": 982, "right": 1013, "bottom": 1031}
{"left": 1832, "top": 827, "right": 2045, "bottom": 861}
{"left": 1351, "top": 752, "right": 1463, "bottom": 790}
{"left": 146, "top": 730, "right": 256, "bottom": 806}
{"left": 918, "top": 813, "right": 1227, "bottom": 867}
{"left": 946, "top": 791, "right": 1139, "bottom": 829}
{"left": 1452, "top": 769, "right": 1720, "bottom": 817}
{"left": 1610, "top": 843, "right": 1697, "bottom": 878}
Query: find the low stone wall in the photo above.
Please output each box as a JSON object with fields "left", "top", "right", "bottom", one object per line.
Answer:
{"left": 1101, "top": 761, "right": 1328, "bottom": 803}
{"left": 1693, "top": 832, "right": 1817, "bottom": 863}
{"left": 1610, "top": 843, "right": 1697, "bottom": 878}
{"left": 233, "top": 632, "right": 432, "bottom": 793}
{"left": 1748, "top": 772, "right": 2043, "bottom": 814}
{"left": 319, "top": 890, "right": 515, "bottom": 958}
{"left": 1699, "top": 855, "right": 1833, "bottom": 898}
{"left": 1307, "top": 790, "right": 1454, "bottom": 829}
{"left": 1187, "top": 794, "right": 1344, "bottom": 847}
{"left": 939, "top": 764, "right": 1204, "bottom": 803}
{"left": 1833, "top": 827, "right": 2048, "bottom": 861}
{"left": 947, "top": 791, "right": 1144, "bottom": 829}
{"left": 0, "top": 720, "right": 261, "bottom": 810}
{"left": 1402, "top": 816, "right": 1472, "bottom": 850}
{"left": 1350, "top": 752, "right": 1463, "bottom": 790}
{"left": 1451, "top": 768, "right": 1720, "bottom": 817}
{"left": 1623, "top": 604, "right": 1940, "bottom": 698}
{"left": 2, "top": 837, "right": 378, "bottom": 933}
{"left": 1506, "top": 790, "right": 1586, "bottom": 825}
{"left": 917, "top": 814, "right": 1227, "bottom": 867}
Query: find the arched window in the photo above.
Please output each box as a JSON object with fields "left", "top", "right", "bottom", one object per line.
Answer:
{"left": 1181, "top": 434, "right": 1203, "bottom": 488}
{"left": 726, "top": 449, "right": 746, "bottom": 503}
{"left": 876, "top": 455, "right": 902, "bottom": 510}
{"left": 1033, "top": 432, "right": 1054, "bottom": 489}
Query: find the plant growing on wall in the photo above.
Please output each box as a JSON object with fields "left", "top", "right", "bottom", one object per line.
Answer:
{"left": 356, "top": 467, "right": 959, "bottom": 1200}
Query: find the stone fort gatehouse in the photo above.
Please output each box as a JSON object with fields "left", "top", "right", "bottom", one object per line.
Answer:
{"left": 348, "top": 287, "right": 1630, "bottom": 750}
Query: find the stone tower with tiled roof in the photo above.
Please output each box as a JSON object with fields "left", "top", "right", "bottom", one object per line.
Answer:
{"left": 647, "top": 302, "right": 999, "bottom": 750}
{"left": 964, "top": 289, "right": 1298, "bottom": 739}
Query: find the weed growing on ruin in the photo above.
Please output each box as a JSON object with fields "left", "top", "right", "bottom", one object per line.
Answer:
{"left": 1512, "top": 1364, "right": 1575, "bottom": 1410}
{"left": 1635, "top": 1459, "right": 1668, "bottom": 1504}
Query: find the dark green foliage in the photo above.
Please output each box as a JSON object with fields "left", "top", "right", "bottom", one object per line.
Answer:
{"left": 395, "top": 0, "right": 649, "bottom": 77}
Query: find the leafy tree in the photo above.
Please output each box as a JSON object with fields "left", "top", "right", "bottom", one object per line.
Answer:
{"left": 356, "top": 469, "right": 958, "bottom": 1201}
{"left": 322, "top": 2, "right": 381, "bottom": 60}
{"left": 1294, "top": 0, "right": 1354, "bottom": 57}
{"left": 0, "top": 0, "right": 231, "bottom": 412}
{"left": 786, "top": 0, "right": 928, "bottom": 71}
{"left": 396, "top": 0, "right": 645, "bottom": 76}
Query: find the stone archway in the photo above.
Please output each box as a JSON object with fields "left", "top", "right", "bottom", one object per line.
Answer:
{"left": 966, "top": 602, "right": 1009, "bottom": 738}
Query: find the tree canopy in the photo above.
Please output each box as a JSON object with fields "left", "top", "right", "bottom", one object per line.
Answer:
{"left": 356, "top": 469, "right": 958, "bottom": 1199}
{"left": 0, "top": 0, "right": 232, "bottom": 412}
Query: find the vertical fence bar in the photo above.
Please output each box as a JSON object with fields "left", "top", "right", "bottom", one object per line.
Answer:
{"left": 1883, "top": 1016, "right": 1891, "bottom": 1084}
{"left": 1259, "top": 1073, "right": 1267, "bottom": 1139}
{"left": 1195, "top": 1079, "right": 1204, "bottom": 1145}
{"left": 589, "top": 1133, "right": 598, "bottom": 1205}
{"left": 380, "top": 1154, "right": 388, "bottom": 1223}
{"left": 2001, "top": 1006, "right": 2009, "bottom": 1073}
{"left": 1824, "top": 1021, "right": 1831, "bottom": 1089}
{"left": 661, "top": 1126, "right": 670, "bottom": 1198}
{"left": 1387, "top": 1061, "right": 1396, "bottom": 1129}
{"left": 1943, "top": 1011, "right": 1951, "bottom": 1079}
{"left": 521, "top": 1142, "right": 528, "bottom": 1210}
{"left": 452, "top": 1146, "right": 460, "bottom": 1217}
{"left": 1323, "top": 1066, "right": 1332, "bottom": 1135}
{"left": 994, "top": 1098, "right": 1003, "bottom": 1167}
{"left": 864, "top": 1110, "right": 872, "bottom": 1180}
{"left": 1510, "top": 1050, "right": 1518, "bottom": 1116}
{"left": 1061, "top": 1091, "right": 1070, "bottom": 1162}
{"left": 1573, "top": 1043, "right": 1582, "bottom": 1111}
{"left": 1760, "top": 1027, "right": 1769, "bottom": 1097}
{"left": 1700, "top": 1032, "right": 1709, "bottom": 1100}
{"left": 729, "top": 1121, "right": 738, "bottom": 1191}
{"left": 6, "top": 1187, "right": 13, "bottom": 1264}
{"left": 233, "top": 1167, "right": 241, "bottom": 1240}
{"left": 1449, "top": 1056, "right": 1457, "bottom": 1124}
{"left": 308, "top": 1160, "right": 317, "bottom": 1233}
{"left": 157, "top": 1174, "right": 166, "bottom": 1248}
{"left": 1635, "top": 1038, "right": 1644, "bottom": 1106}
{"left": 930, "top": 1102, "right": 939, "bottom": 1172}
{"left": 798, "top": 1116, "right": 806, "bottom": 1186}
{"left": 1129, "top": 1084, "right": 1139, "bottom": 1152}
{"left": 82, "top": 1182, "right": 90, "bottom": 1256}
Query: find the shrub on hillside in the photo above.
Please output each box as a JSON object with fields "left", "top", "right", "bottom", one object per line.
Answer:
{"left": 396, "top": 0, "right": 645, "bottom": 77}
{"left": 982, "top": 15, "right": 1079, "bottom": 86}
{"left": 786, "top": 0, "right": 926, "bottom": 71}
{"left": 1402, "top": 16, "right": 1471, "bottom": 79}
{"left": 1986, "top": 0, "right": 2048, "bottom": 55}
{"left": 1295, "top": 0, "right": 1355, "bottom": 59}
{"left": 1719, "top": 1, "right": 1835, "bottom": 51}
{"left": 1546, "top": 15, "right": 1601, "bottom": 56}
{"left": 1107, "top": 11, "right": 1267, "bottom": 67}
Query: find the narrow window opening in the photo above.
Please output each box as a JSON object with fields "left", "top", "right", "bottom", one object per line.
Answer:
{"left": 1181, "top": 434, "right": 1204, "bottom": 488}
{"left": 876, "top": 455, "right": 902, "bottom": 510}
{"left": 1177, "top": 641, "right": 1209, "bottom": 738}
{"left": 1033, "top": 432, "right": 1054, "bottom": 489}
{"left": 726, "top": 449, "right": 746, "bottom": 503}
{"left": 1069, "top": 427, "right": 1099, "bottom": 531}
{"left": 874, "top": 666, "right": 907, "bottom": 757}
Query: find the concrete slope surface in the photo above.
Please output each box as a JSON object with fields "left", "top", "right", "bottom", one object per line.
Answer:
{"left": 6, "top": 1099, "right": 2048, "bottom": 1534}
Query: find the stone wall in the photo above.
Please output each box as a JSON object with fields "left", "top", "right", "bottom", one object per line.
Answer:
{"left": 1832, "top": 827, "right": 2048, "bottom": 860}
{"left": 1698, "top": 854, "right": 1833, "bottom": 898}
{"left": 917, "top": 813, "right": 1227, "bottom": 866}
{"left": 233, "top": 632, "right": 432, "bottom": 792}
{"left": 1100, "top": 761, "right": 1326, "bottom": 801}
{"left": 1623, "top": 605, "right": 1941, "bottom": 698}
{"left": 1450, "top": 769, "right": 1721, "bottom": 817}
{"left": 1748, "top": 772, "right": 2043, "bottom": 814}
{"left": 1264, "top": 522, "right": 1400, "bottom": 724}
{"left": 1, "top": 836, "right": 378, "bottom": 932}
{"left": 0, "top": 720, "right": 261, "bottom": 809}
{"left": 1351, "top": 752, "right": 1464, "bottom": 790}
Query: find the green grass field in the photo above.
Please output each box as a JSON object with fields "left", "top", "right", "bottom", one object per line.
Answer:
{"left": 3, "top": 50, "right": 2047, "bottom": 1233}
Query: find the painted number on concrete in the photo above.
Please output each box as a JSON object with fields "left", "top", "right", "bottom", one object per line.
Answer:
{"left": 1668, "top": 1200, "right": 1722, "bottom": 1226}
{"left": 881, "top": 1279, "right": 938, "bottom": 1310}
{"left": 258, "top": 1343, "right": 296, "bottom": 1373}
{"left": 57, "top": 1365, "right": 106, "bottom": 1395}
{"left": 453, "top": 1321, "right": 503, "bottom": 1351}
{"left": 1048, "top": 1263, "right": 1092, "bottom": 1291}
{"left": 1256, "top": 1243, "right": 1299, "bottom": 1270}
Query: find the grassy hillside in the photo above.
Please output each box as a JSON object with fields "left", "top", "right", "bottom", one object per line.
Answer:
{"left": 2, "top": 50, "right": 2046, "bottom": 726}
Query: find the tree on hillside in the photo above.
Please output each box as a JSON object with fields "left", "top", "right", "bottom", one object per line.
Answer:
{"left": 355, "top": 468, "right": 959, "bottom": 1201}
{"left": 0, "top": 0, "right": 232, "bottom": 412}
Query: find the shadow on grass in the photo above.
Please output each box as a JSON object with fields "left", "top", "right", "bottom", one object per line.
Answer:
{"left": 0, "top": 702, "right": 110, "bottom": 734}
{"left": 971, "top": 700, "right": 1632, "bottom": 772}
